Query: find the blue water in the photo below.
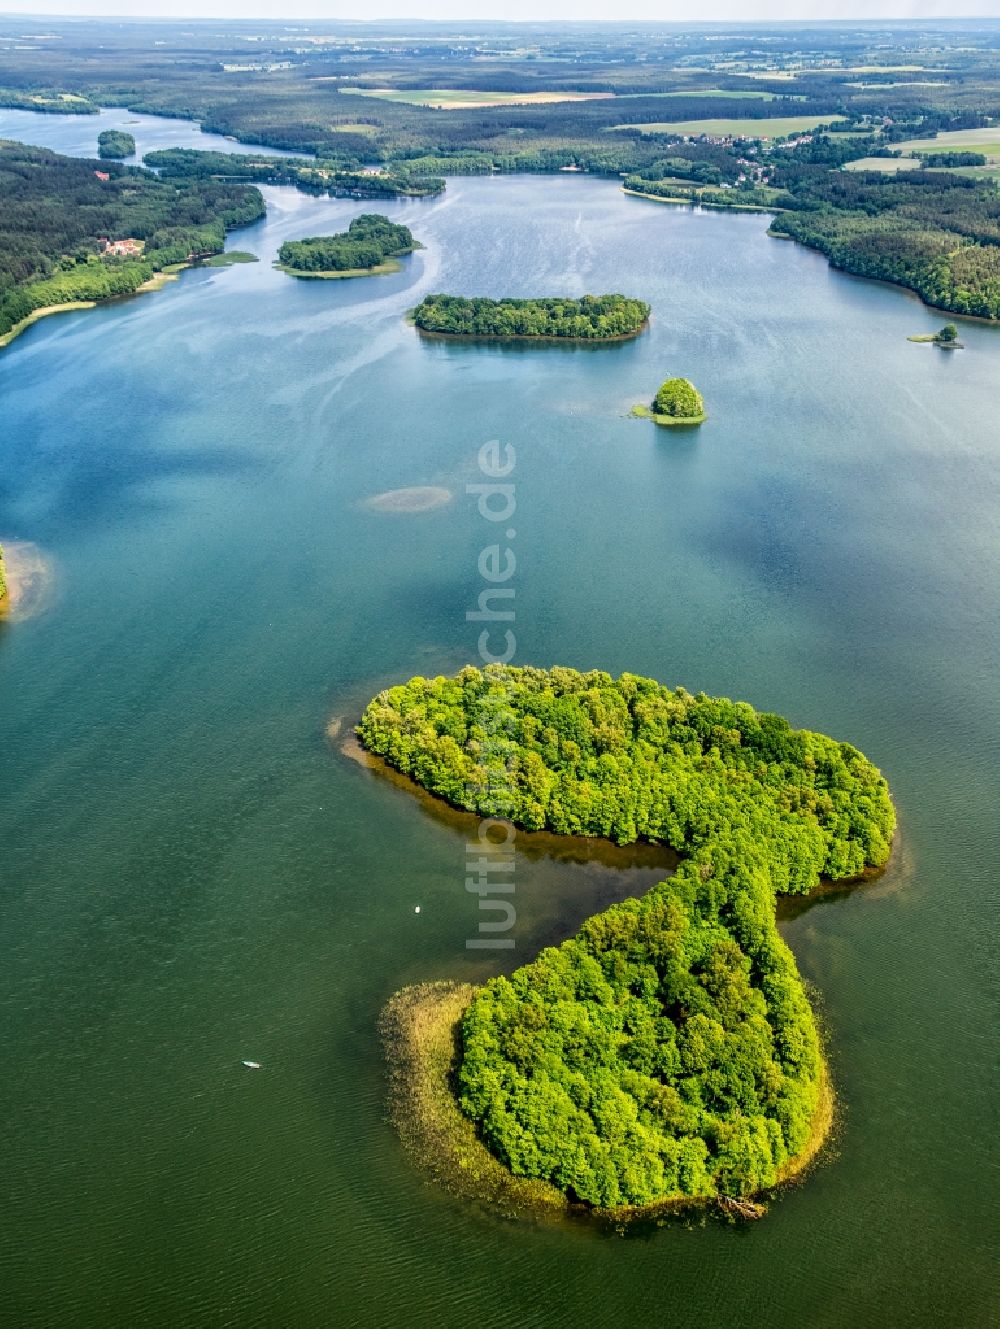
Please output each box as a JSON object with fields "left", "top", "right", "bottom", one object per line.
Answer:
{"left": 0, "top": 110, "right": 998, "bottom": 1328}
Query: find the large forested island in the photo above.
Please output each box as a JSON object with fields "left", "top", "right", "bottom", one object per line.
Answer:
{"left": 361, "top": 665, "right": 894, "bottom": 1213}
{"left": 412, "top": 293, "right": 650, "bottom": 341}
{"left": 277, "top": 214, "right": 417, "bottom": 278}
{"left": 0, "top": 141, "right": 265, "bottom": 344}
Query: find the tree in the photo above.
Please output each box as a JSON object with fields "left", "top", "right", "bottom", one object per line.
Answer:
{"left": 938, "top": 323, "right": 959, "bottom": 342}
{"left": 652, "top": 377, "right": 705, "bottom": 419}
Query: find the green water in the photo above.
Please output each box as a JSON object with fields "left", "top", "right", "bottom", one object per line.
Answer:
{"left": 1, "top": 127, "right": 998, "bottom": 1326}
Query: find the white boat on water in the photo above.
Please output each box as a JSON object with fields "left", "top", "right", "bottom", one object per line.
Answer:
{"left": 242, "top": 1060, "right": 262, "bottom": 1070}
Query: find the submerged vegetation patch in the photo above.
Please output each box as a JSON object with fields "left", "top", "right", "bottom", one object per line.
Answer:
{"left": 361, "top": 665, "right": 894, "bottom": 1212}
{"left": 364, "top": 486, "right": 453, "bottom": 513}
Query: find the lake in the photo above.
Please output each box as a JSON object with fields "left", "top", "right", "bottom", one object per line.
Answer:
{"left": 0, "top": 108, "right": 997, "bottom": 1328}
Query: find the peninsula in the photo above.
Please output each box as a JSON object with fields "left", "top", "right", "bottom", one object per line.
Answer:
{"left": 633, "top": 377, "right": 707, "bottom": 426}
{"left": 412, "top": 293, "right": 650, "bottom": 341}
{"left": 276, "top": 214, "right": 418, "bottom": 278}
{"left": 908, "top": 323, "right": 964, "bottom": 348}
{"left": 360, "top": 665, "right": 894, "bottom": 1215}
{"left": 0, "top": 142, "right": 265, "bottom": 349}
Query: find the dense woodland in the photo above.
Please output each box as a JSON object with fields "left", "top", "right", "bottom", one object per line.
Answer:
{"left": 0, "top": 142, "right": 264, "bottom": 337}
{"left": 413, "top": 293, "right": 650, "bottom": 340}
{"left": 144, "top": 149, "right": 445, "bottom": 200}
{"left": 767, "top": 156, "right": 1000, "bottom": 319}
{"left": 97, "top": 129, "right": 134, "bottom": 159}
{"left": 278, "top": 214, "right": 415, "bottom": 273}
{"left": 358, "top": 665, "right": 894, "bottom": 1207}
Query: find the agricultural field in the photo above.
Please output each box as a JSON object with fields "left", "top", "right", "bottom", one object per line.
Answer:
{"left": 337, "top": 87, "right": 613, "bottom": 108}
{"left": 894, "top": 127, "right": 1000, "bottom": 157}
{"left": 609, "top": 114, "right": 847, "bottom": 138}
{"left": 843, "top": 156, "right": 923, "bottom": 173}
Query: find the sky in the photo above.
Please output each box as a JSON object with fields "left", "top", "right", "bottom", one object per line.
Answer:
{"left": 3, "top": 1, "right": 1000, "bottom": 20}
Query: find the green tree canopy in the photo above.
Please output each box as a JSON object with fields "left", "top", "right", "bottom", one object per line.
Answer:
{"left": 277, "top": 213, "right": 415, "bottom": 273}
{"left": 359, "top": 665, "right": 894, "bottom": 1209}
{"left": 97, "top": 130, "right": 135, "bottom": 159}
{"left": 412, "top": 293, "right": 649, "bottom": 340}
{"left": 652, "top": 377, "right": 705, "bottom": 419}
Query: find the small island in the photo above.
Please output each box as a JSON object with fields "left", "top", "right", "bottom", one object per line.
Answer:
{"left": 97, "top": 130, "right": 136, "bottom": 159}
{"left": 411, "top": 293, "right": 650, "bottom": 342}
{"left": 633, "top": 376, "right": 707, "bottom": 426}
{"left": 359, "top": 665, "right": 895, "bottom": 1218}
{"left": 276, "top": 214, "right": 419, "bottom": 279}
{"left": 907, "top": 323, "right": 964, "bottom": 349}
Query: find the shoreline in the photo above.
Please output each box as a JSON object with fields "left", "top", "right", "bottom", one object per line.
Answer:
{"left": 767, "top": 227, "right": 1000, "bottom": 327}
{"left": 0, "top": 249, "right": 255, "bottom": 353}
{"left": 631, "top": 403, "right": 707, "bottom": 427}
{"left": 0, "top": 540, "right": 54, "bottom": 620}
{"left": 381, "top": 979, "right": 834, "bottom": 1224}
{"left": 0, "top": 301, "right": 97, "bottom": 350}
{"left": 276, "top": 257, "right": 403, "bottom": 280}
{"left": 414, "top": 318, "right": 650, "bottom": 346}
{"left": 623, "top": 186, "right": 784, "bottom": 215}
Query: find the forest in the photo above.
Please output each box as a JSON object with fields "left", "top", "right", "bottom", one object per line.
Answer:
{"left": 768, "top": 153, "right": 1000, "bottom": 319}
{"left": 0, "top": 142, "right": 265, "bottom": 337}
{"left": 143, "top": 149, "right": 445, "bottom": 200}
{"left": 412, "top": 293, "right": 650, "bottom": 340}
{"left": 278, "top": 214, "right": 416, "bottom": 274}
{"left": 358, "top": 665, "right": 894, "bottom": 1207}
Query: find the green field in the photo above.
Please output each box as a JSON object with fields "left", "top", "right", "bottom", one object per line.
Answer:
{"left": 894, "top": 127, "right": 1000, "bottom": 158}
{"left": 843, "top": 156, "right": 922, "bottom": 173}
{"left": 620, "top": 88, "right": 781, "bottom": 100}
{"left": 610, "top": 113, "right": 846, "bottom": 138}
{"left": 338, "top": 87, "right": 612, "bottom": 108}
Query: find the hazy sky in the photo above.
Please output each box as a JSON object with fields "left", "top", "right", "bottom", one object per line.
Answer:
{"left": 3, "top": 1, "right": 1000, "bottom": 20}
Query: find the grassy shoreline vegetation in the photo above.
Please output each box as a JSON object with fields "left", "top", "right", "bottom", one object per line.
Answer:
{"left": 276, "top": 213, "right": 417, "bottom": 278}
{"left": 381, "top": 980, "right": 833, "bottom": 1222}
{"left": 412, "top": 294, "right": 650, "bottom": 341}
{"left": 360, "top": 665, "right": 894, "bottom": 1213}
{"left": 907, "top": 321, "right": 964, "bottom": 346}
{"left": 0, "top": 141, "right": 265, "bottom": 346}
{"left": 633, "top": 376, "right": 707, "bottom": 426}
{"left": 0, "top": 544, "right": 7, "bottom": 608}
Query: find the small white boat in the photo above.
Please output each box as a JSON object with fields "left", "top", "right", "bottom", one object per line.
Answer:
{"left": 242, "top": 1060, "right": 262, "bottom": 1070}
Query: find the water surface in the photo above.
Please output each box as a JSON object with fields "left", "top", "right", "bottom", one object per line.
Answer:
{"left": 0, "top": 111, "right": 998, "bottom": 1329}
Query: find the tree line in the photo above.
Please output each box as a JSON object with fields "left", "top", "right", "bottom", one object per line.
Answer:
{"left": 278, "top": 214, "right": 416, "bottom": 273}
{"left": 412, "top": 293, "right": 650, "bottom": 340}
